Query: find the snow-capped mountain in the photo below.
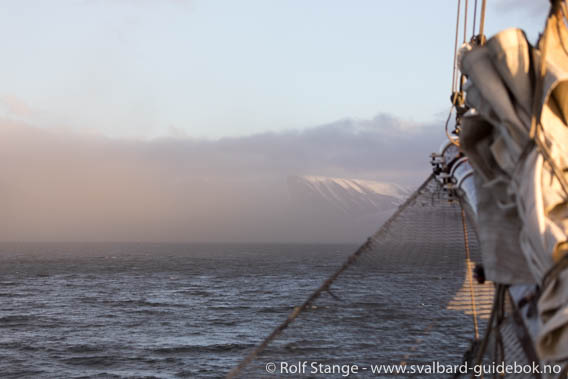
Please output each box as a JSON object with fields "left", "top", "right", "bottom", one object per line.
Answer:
{"left": 284, "top": 176, "right": 411, "bottom": 242}
{"left": 287, "top": 175, "right": 409, "bottom": 214}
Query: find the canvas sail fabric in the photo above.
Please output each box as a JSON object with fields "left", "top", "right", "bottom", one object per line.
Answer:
{"left": 458, "top": 22, "right": 568, "bottom": 362}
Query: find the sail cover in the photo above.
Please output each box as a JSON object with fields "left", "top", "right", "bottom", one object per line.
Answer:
{"left": 458, "top": 14, "right": 568, "bottom": 362}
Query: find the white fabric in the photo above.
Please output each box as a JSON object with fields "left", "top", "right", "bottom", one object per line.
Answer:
{"left": 459, "top": 22, "right": 568, "bottom": 361}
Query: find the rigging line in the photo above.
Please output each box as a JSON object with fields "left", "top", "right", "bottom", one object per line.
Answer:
{"left": 493, "top": 291, "right": 506, "bottom": 371}
{"left": 463, "top": 0, "right": 469, "bottom": 44}
{"left": 472, "top": 285, "right": 506, "bottom": 379}
{"left": 459, "top": 201, "right": 479, "bottom": 340}
{"left": 452, "top": 0, "right": 462, "bottom": 93}
{"left": 508, "top": 295, "right": 544, "bottom": 375}
{"left": 478, "top": 0, "right": 487, "bottom": 44}
{"left": 529, "top": 9, "right": 552, "bottom": 140}
{"left": 445, "top": 105, "right": 460, "bottom": 146}
{"left": 472, "top": 0, "right": 478, "bottom": 37}
{"left": 226, "top": 175, "right": 436, "bottom": 379}
{"left": 536, "top": 138, "right": 568, "bottom": 197}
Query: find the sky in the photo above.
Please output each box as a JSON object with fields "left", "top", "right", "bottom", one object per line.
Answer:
{"left": 0, "top": 0, "right": 551, "bottom": 242}
{"left": 0, "top": 0, "right": 548, "bottom": 139}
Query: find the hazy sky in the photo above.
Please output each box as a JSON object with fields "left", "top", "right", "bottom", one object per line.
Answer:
{"left": 0, "top": 0, "right": 551, "bottom": 242}
{"left": 0, "top": 0, "right": 547, "bottom": 139}
{"left": 0, "top": 116, "right": 442, "bottom": 242}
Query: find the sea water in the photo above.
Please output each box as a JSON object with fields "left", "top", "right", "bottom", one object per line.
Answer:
{"left": 0, "top": 243, "right": 474, "bottom": 378}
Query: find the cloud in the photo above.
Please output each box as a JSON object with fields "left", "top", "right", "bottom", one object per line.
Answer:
{"left": 0, "top": 113, "right": 443, "bottom": 243}
{"left": 144, "top": 113, "right": 442, "bottom": 182}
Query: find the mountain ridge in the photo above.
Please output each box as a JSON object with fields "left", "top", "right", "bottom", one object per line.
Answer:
{"left": 287, "top": 175, "right": 410, "bottom": 215}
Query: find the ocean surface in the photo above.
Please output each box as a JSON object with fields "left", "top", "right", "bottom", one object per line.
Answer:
{"left": 0, "top": 243, "right": 476, "bottom": 378}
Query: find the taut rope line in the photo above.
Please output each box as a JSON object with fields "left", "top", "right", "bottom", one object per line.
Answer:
{"left": 460, "top": 201, "right": 480, "bottom": 340}
{"left": 225, "top": 174, "right": 435, "bottom": 379}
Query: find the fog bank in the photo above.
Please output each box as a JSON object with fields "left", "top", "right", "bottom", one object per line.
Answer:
{"left": 0, "top": 114, "right": 443, "bottom": 242}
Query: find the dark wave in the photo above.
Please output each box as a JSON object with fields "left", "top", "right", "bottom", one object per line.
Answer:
{"left": 0, "top": 281, "right": 19, "bottom": 286}
{"left": 60, "top": 355, "right": 118, "bottom": 367}
{"left": 64, "top": 344, "right": 106, "bottom": 353}
{"left": 209, "top": 319, "right": 238, "bottom": 326}
{"left": 151, "top": 343, "right": 255, "bottom": 354}
{"left": 0, "top": 292, "right": 28, "bottom": 298}
{"left": 258, "top": 305, "right": 295, "bottom": 313}
{"left": 108, "top": 299, "right": 186, "bottom": 308}
{"left": 175, "top": 289, "right": 212, "bottom": 297}
{"left": 0, "top": 314, "right": 37, "bottom": 324}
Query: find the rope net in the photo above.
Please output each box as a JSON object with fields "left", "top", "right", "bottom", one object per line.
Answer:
{"left": 229, "top": 175, "right": 499, "bottom": 378}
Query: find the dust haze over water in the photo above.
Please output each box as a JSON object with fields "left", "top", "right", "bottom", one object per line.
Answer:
{"left": 0, "top": 111, "right": 442, "bottom": 244}
{"left": 0, "top": 0, "right": 549, "bottom": 244}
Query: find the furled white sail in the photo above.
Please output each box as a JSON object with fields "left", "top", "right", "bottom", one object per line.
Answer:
{"left": 458, "top": 10, "right": 568, "bottom": 362}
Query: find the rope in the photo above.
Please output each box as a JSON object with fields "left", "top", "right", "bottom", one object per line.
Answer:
{"left": 493, "top": 287, "right": 507, "bottom": 371}
{"left": 460, "top": 201, "right": 479, "bottom": 340}
{"left": 226, "top": 175, "right": 436, "bottom": 379}
{"left": 509, "top": 292, "right": 543, "bottom": 375}
{"left": 445, "top": 105, "right": 461, "bottom": 147}
{"left": 478, "top": 0, "right": 487, "bottom": 44}
{"left": 529, "top": 12, "right": 551, "bottom": 140}
{"left": 472, "top": 285, "right": 507, "bottom": 379}
{"left": 472, "top": 0, "right": 478, "bottom": 37}
{"left": 447, "top": 0, "right": 463, "bottom": 147}
{"left": 463, "top": 0, "right": 469, "bottom": 44}
{"left": 452, "top": 0, "right": 462, "bottom": 94}
{"left": 459, "top": 0, "right": 469, "bottom": 95}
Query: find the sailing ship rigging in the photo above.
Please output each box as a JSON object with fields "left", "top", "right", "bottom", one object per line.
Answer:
{"left": 227, "top": 1, "right": 568, "bottom": 377}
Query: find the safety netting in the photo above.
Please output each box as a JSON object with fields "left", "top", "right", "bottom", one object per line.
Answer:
{"left": 227, "top": 176, "right": 511, "bottom": 378}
